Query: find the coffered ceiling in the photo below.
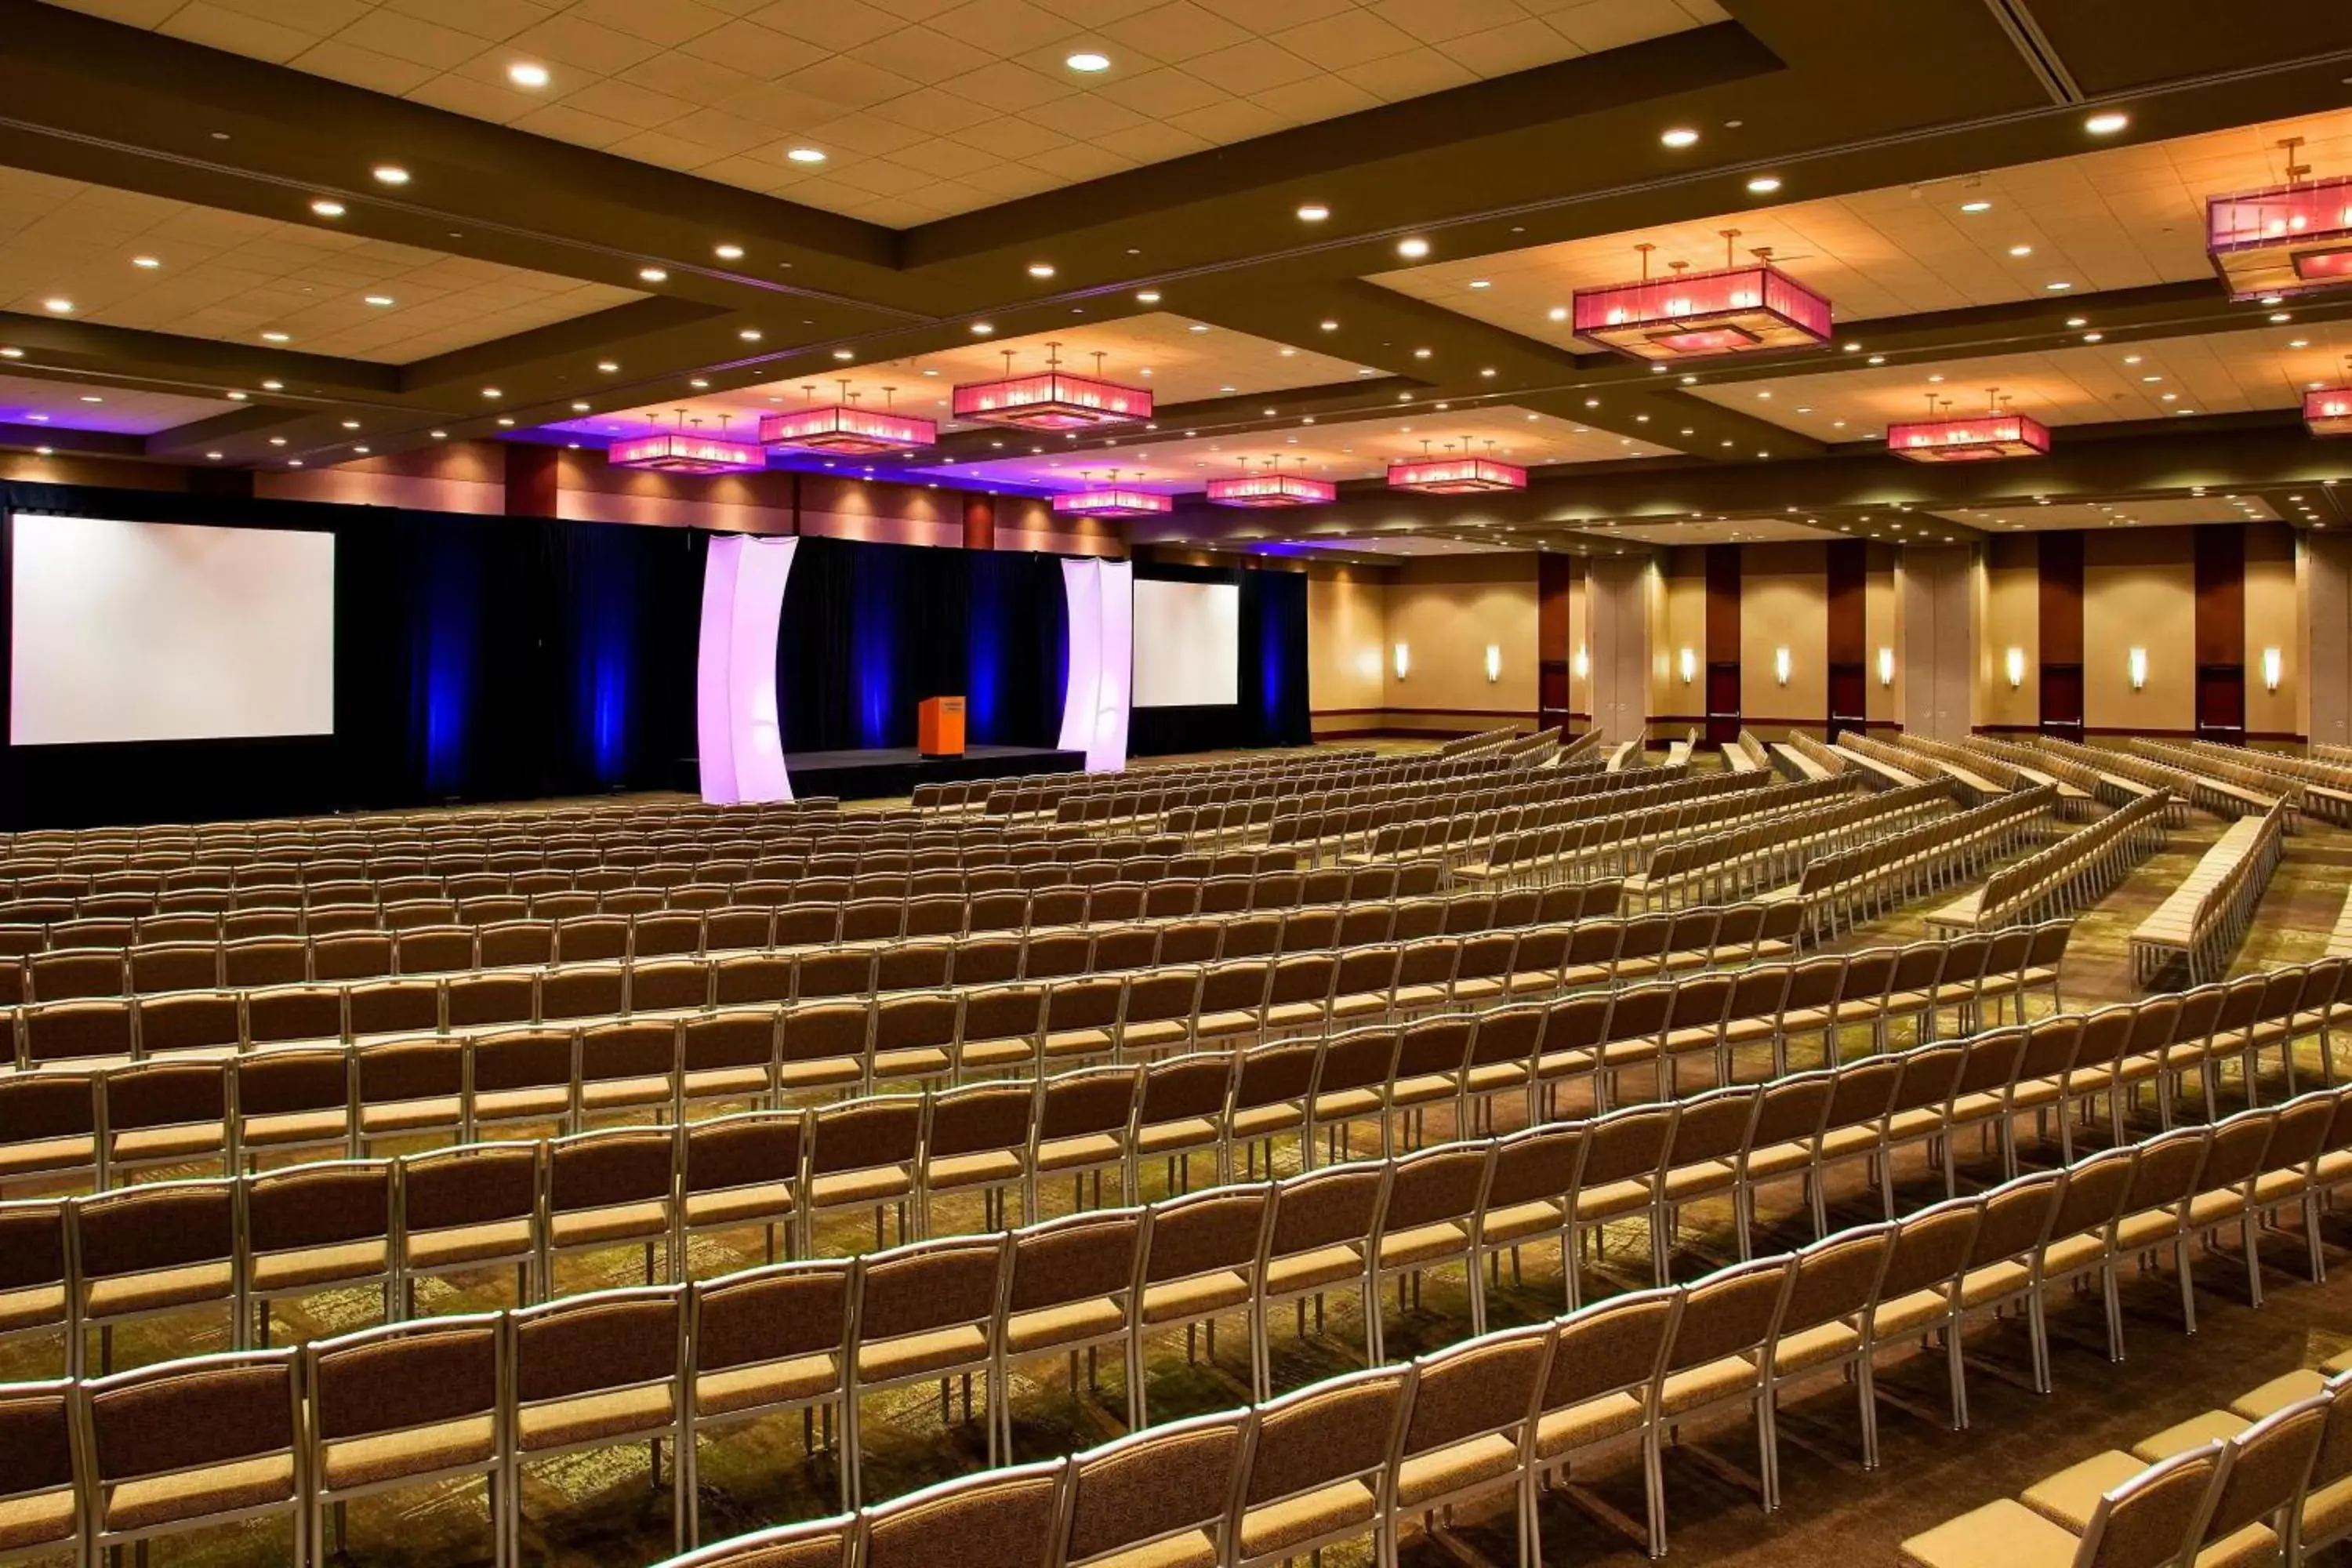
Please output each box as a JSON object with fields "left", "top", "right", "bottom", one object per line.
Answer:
{"left": 2, "top": 0, "right": 2351, "bottom": 545}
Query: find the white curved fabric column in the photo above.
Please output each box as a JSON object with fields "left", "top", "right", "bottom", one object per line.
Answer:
{"left": 1058, "top": 556, "right": 1133, "bottom": 773}
{"left": 696, "top": 535, "right": 798, "bottom": 803}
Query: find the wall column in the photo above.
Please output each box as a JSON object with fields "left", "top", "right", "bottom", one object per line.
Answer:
{"left": 1587, "top": 555, "right": 1650, "bottom": 745}
{"left": 503, "top": 443, "right": 559, "bottom": 517}
{"left": 2308, "top": 532, "right": 2352, "bottom": 748}
{"left": 963, "top": 493, "right": 994, "bottom": 550}
{"left": 1900, "top": 545, "right": 1974, "bottom": 742}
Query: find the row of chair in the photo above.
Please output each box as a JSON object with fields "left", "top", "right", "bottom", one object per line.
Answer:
{"left": 2136, "top": 736, "right": 2321, "bottom": 823}
{"left": 1265, "top": 759, "right": 1715, "bottom": 860}
{"left": 1626, "top": 780, "right": 1955, "bottom": 909}
{"left": 16, "top": 1077, "right": 2349, "bottom": 1568}
{"left": 1794, "top": 784, "right": 2056, "bottom": 938}
{"left": 1932, "top": 786, "right": 2169, "bottom": 933}
{"left": 979, "top": 748, "right": 1403, "bottom": 820}
{"left": 3, "top": 863, "right": 1491, "bottom": 1000}
{"left": 1450, "top": 774, "right": 1860, "bottom": 887}
{"left": 2130, "top": 801, "right": 2289, "bottom": 987}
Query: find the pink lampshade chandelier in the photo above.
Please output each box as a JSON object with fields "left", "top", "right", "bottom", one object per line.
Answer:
{"left": 1886, "top": 388, "right": 2051, "bottom": 463}
{"left": 1051, "top": 469, "right": 1171, "bottom": 517}
{"left": 1207, "top": 457, "right": 1335, "bottom": 508}
{"left": 1572, "top": 232, "right": 1833, "bottom": 361}
{"left": 608, "top": 410, "right": 765, "bottom": 474}
{"left": 954, "top": 343, "right": 1152, "bottom": 431}
{"left": 1386, "top": 439, "right": 1527, "bottom": 495}
{"left": 2207, "top": 137, "right": 2352, "bottom": 303}
{"left": 760, "top": 381, "right": 937, "bottom": 456}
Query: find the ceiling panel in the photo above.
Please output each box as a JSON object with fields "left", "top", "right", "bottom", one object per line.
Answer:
{"left": 1932, "top": 495, "right": 2288, "bottom": 532}
{"left": 1679, "top": 320, "right": 2352, "bottom": 439}
{"left": 907, "top": 403, "right": 1676, "bottom": 492}
{"left": 541, "top": 312, "right": 1379, "bottom": 440}
{"left": 1566, "top": 515, "right": 1846, "bottom": 545}
{"left": 1267, "top": 533, "right": 1527, "bottom": 556}
{"left": 0, "top": 370, "right": 238, "bottom": 434}
{"left": 38, "top": 0, "right": 1727, "bottom": 226}
{"left": 1371, "top": 107, "right": 2352, "bottom": 344}
{"left": 0, "top": 165, "right": 640, "bottom": 365}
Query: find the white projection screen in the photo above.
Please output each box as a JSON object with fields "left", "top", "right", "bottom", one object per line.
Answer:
{"left": 1131, "top": 578, "right": 1240, "bottom": 708}
{"left": 10, "top": 515, "right": 336, "bottom": 746}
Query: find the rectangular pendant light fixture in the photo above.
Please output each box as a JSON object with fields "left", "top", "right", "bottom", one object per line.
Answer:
{"left": 1051, "top": 486, "right": 1170, "bottom": 517}
{"left": 2306, "top": 386, "right": 2352, "bottom": 437}
{"left": 759, "top": 389, "right": 936, "bottom": 456}
{"left": 1886, "top": 411, "right": 2050, "bottom": 463}
{"left": 608, "top": 430, "right": 765, "bottom": 474}
{"left": 1573, "top": 238, "right": 1831, "bottom": 361}
{"left": 1206, "top": 471, "right": 1334, "bottom": 508}
{"left": 2206, "top": 148, "right": 2352, "bottom": 301}
{"left": 954, "top": 342, "right": 1151, "bottom": 431}
{"left": 1386, "top": 456, "right": 1526, "bottom": 494}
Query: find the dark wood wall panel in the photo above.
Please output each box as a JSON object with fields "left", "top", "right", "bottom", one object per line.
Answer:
{"left": 2194, "top": 524, "right": 2245, "bottom": 667}
{"left": 962, "top": 493, "right": 994, "bottom": 550}
{"left": 1704, "top": 545, "right": 1740, "bottom": 662}
{"left": 2038, "top": 530, "right": 2083, "bottom": 665}
{"left": 1826, "top": 540, "right": 1866, "bottom": 665}
{"left": 1537, "top": 553, "right": 1577, "bottom": 724}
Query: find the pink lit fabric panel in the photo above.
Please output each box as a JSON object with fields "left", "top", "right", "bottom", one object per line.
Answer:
{"left": 695, "top": 535, "right": 798, "bottom": 803}
{"left": 1058, "top": 556, "right": 1133, "bottom": 773}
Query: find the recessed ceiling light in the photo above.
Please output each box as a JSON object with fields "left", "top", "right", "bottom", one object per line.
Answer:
{"left": 2007, "top": 244, "right": 2033, "bottom": 256}
{"left": 205, "top": 452, "right": 222, "bottom": 460}
{"left": 1065, "top": 50, "right": 1111, "bottom": 71}
{"left": 638, "top": 267, "right": 667, "bottom": 283}
{"left": 309, "top": 198, "right": 344, "bottom": 218}
{"left": 971, "top": 322, "right": 995, "bottom": 335}
{"left": 2123, "top": 354, "right": 2142, "bottom": 364}
{"left": 2082, "top": 332, "right": 2103, "bottom": 341}
{"left": 339, "top": 419, "right": 360, "bottom": 429}
{"left": 1746, "top": 176, "right": 1782, "bottom": 194}
{"left": 1413, "top": 347, "right": 1432, "bottom": 358}
{"left": 572, "top": 401, "right": 590, "bottom": 412}
{"left": 1660, "top": 127, "right": 1699, "bottom": 147}
{"left": 1396, "top": 238, "right": 1430, "bottom": 260}
{"left": 2085, "top": 111, "right": 2129, "bottom": 135}
{"left": 507, "top": 61, "right": 550, "bottom": 88}
{"left": 714, "top": 243, "right": 743, "bottom": 260}
{"left": 1466, "top": 279, "right": 1492, "bottom": 291}
{"left": 362, "top": 294, "right": 394, "bottom": 307}
{"left": 2044, "top": 281, "right": 2072, "bottom": 291}
{"left": 2290, "top": 338, "right": 2311, "bottom": 349}
{"left": 831, "top": 349, "right": 854, "bottom": 361}
{"left": 786, "top": 147, "right": 827, "bottom": 164}
{"left": 2270, "top": 311, "right": 2293, "bottom": 323}
{"left": 42, "top": 298, "right": 72, "bottom": 314}
{"left": 260, "top": 330, "right": 289, "bottom": 342}
{"left": 597, "top": 361, "right": 619, "bottom": 372}
{"left": 372, "top": 164, "right": 409, "bottom": 186}
{"left": 690, "top": 378, "right": 709, "bottom": 388}
{"left": 225, "top": 390, "right": 245, "bottom": 400}
{"left": 261, "top": 379, "right": 283, "bottom": 390}
{"left": 80, "top": 396, "right": 101, "bottom": 404}
{"left": 481, "top": 387, "right": 501, "bottom": 398}
{"left": 738, "top": 328, "right": 762, "bottom": 341}
{"left": 130, "top": 255, "right": 161, "bottom": 270}
{"left": 1186, "top": 323, "right": 1209, "bottom": 334}
{"left": 495, "top": 417, "right": 514, "bottom": 426}
{"left": 1295, "top": 204, "right": 1329, "bottom": 222}
{"left": 1960, "top": 199, "right": 1992, "bottom": 213}
{"left": 0, "top": 348, "right": 18, "bottom": 358}
{"left": 1867, "top": 354, "right": 1885, "bottom": 365}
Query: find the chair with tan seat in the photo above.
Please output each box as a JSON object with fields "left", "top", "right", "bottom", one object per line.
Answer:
{"left": 1254, "top": 1164, "right": 1382, "bottom": 1398}
{"left": 97, "top": 1057, "right": 231, "bottom": 1188}
{"left": 76, "top": 1346, "right": 307, "bottom": 1565}
{"left": 577, "top": 1019, "right": 681, "bottom": 1128}
{"left": 920, "top": 1082, "right": 1035, "bottom": 1233}
{"left": 304, "top": 1313, "right": 504, "bottom": 1567}
{"left": 0, "top": 1199, "right": 72, "bottom": 1379}
{"left": 504, "top": 1283, "right": 691, "bottom": 1559}
{"left": 1757, "top": 1221, "right": 1895, "bottom": 1479}
{"left": 2038, "top": 1394, "right": 2327, "bottom": 1567}
{"left": 842, "top": 1233, "right": 1007, "bottom": 1505}
{"left": 1864, "top": 1195, "right": 1982, "bottom": 1431}
{"left": 775, "top": 1006, "right": 871, "bottom": 1105}
{"left": 1563, "top": 1102, "right": 1675, "bottom": 1308}
{"left": 467, "top": 1029, "right": 579, "bottom": 1142}
{"left": 0, "top": 1377, "right": 79, "bottom": 1567}
{"left": 1654, "top": 1253, "right": 1795, "bottom": 1524}
{"left": 1900, "top": 1437, "right": 2224, "bottom": 1568}
{"left": 241, "top": 1157, "right": 397, "bottom": 1345}
{"left": 399, "top": 1142, "right": 542, "bottom": 1313}
{"left": 855, "top": 1459, "right": 1066, "bottom": 1568}
{"left": 1388, "top": 1322, "right": 1552, "bottom": 1567}
{"left": 1057, "top": 1408, "right": 1245, "bottom": 1568}
{"left": 541, "top": 1124, "right": 680, "bottom": 1292}
{"left": 1369, "top": 1142, "right": 1491, "bottom": 1362}
{"left": 1526, "top": 1283, "right": 1681, "bottom": 1560}
{"left": 234, "top": 1048, "right": 356, "bottom": 1173}
{"left": 1028, "top": 1065, "right": 1140, "bottom": 1217}
{"left": 803, "top": 1097, "right": 921, "bottom": 1253}
{"left": 1230, "top": 1363, "right": 1410, "bottom": 1568}
{"left": 680, "top": 1012, "right": 780, "bottom": 1117}
{"left": 684, "top": 1259, "right": 852, "bottom": 1530}
{"left": 72, "top": 1176, "right": 240, "bottom": 1374}
{"left": 1136, "top": 1185, "right": 1272, "bottom": 1423}
{"left": 994, "top": 1206, "right": 1146, "bottom": 1448}
{"left": 679, "top": 1111, "right": 804, "bottom": 1273}
{"left": 0, "top": 1073, "right": 99, "bottom": 1196}
{"left": 356, "top": 1036, "right": 468, "bottom": 1156}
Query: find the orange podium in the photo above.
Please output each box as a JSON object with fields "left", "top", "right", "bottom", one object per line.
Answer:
{"left": 918, "top": 695, "right": 966, "bottom": 757}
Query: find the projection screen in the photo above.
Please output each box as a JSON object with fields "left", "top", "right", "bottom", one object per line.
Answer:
{"left": 1131, "top": 578, "right": 1240, "bottom": 708}
{"left": 9, "top": 515, "right": 336, "bottom": 746}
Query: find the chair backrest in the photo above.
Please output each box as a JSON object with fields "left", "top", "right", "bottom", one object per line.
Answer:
{"left": 2200, "top": 1396, "right": 2328, "bottom": 1544}
{"left": 688, "top": 1259, "right": 851, "bottom": 1377}
{"left": 82, "top": 1348, "right": 301, "bottom": 1526}
{"left": 510, "top": 1283, "right": 684, "bottom": 1414}
{"left": 1775, "top": 1222, "right": 1893, "bottom": 1343}
{"left": 1400, "top": 1321, "right": 1551, "bottom": 1464}
{"left": 1237, "top": 1364, "right": 1410, "bottom": 1545}
{"left": 852, "top": 1234, "right": 1007, "bottom": 1348}
{"left": 306, "top": 1312, "right": 501, "bottom": 1467}
{"left": 2078, "top": 1442, "right": 2227, "bottom": 1568}
{"left": 1540, "top": 1284, "right": 1679, "bottom": 1421}
{"left": 1665, "top": 1254, "right": 1791, "bottom": 1374}
{"left": 1060, "top": 1409, "right": 1246, "bottom": 1568}
{"left": 858, "top": 1459, "right": 1068, "bottom": 1568}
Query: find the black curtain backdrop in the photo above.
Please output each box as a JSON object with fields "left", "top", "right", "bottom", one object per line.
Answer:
{"left": 0, "top": 482, "right": 704, "bottom": 830}
{"left": 1128, "top": 560, "right": 1312, "bottom": 756}
{"left": 775, "top": 534, "right": 1069, "bottom": 754}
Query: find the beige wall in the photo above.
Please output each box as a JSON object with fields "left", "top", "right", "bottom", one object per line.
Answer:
{"left": 1865, "top": 544, "right": 1903, "bottom": 729}
{"left": 1567, "top": 563, "right": 1592, "bottom": 720}
{"left": 1307, "top": 568, "right": 1389, "bottom": 726}
{"left": 1649, "top": 549, "right": 1708, "bottom": 724}
{"left": 2083, "top": 530, "right": 2194, "bottom": 735}
{"left": 1978, "top": 537, "right": 2039, "bottom": 731}
{"left": 1378, "top": 554, "right": 1537, "bottom": 732}
{"left": 2245, "top": 526, "right": 2299, "bottom": 740}
{"left": 1738, "top": 543, "right": 1825, "bottom": 729}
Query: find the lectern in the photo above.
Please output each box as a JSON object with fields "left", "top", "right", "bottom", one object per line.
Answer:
{"left": 918, "top": 695, "right": 966, "bottom": 757}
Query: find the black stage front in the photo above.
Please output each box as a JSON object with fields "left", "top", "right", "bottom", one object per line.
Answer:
{"left": 784, "top": 745, "right": 1083, "bottom": 800}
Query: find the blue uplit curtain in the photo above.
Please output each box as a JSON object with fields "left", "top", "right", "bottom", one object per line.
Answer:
{"left": 562, "top": 524, "right": 644, "bottom": 789}
{"left": 410, "top": 528, "right": 481, "bottom": 797}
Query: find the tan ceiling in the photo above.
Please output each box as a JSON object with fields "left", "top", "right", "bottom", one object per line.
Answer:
{"left": 1682, "top": 320, "right": 2352, "bottom": 438}
{"left": 550, "top": 312, "right": 1374, "bottom": 437}
{"left": 42, "top": 0, "right": 1728, "bottom": 228}
{"left": 0, "top": 370, "right": 238, "bottom": 434}
{"left": 1567, "top": 515, "right": 1845, "bottom": 545}
{"left": 1272, "top": 533, "right": 1526, "bottom": 555}
{"left": 916, "top": 402, "right": 1676, "bottom": 490}
{"left": 1933, "top": 495, "right": 2288, "bottom": 531}
{"left": 0, "top": 165, "right": 639, "bottom": 365}
{"left": 1373, "top": 107, "right": 2352, "bottom": 339}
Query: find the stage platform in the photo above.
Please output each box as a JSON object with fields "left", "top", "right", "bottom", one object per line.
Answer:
{"left": 784, "top": 744, "right": 1083, "bottom": 800}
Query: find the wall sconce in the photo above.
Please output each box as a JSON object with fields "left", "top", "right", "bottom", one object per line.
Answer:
{"left": 1483, "top": 644, "right": 1501, "bottom": 684}
{"left": 1678, "top": 647, "right": 1697, "bottom": 684}
{"left": 1876, "top": 647, "right": 1895, "bottom": 688}
{"left": 2128, "top": 648, "right": 2147, "bottom": 691}
{"left": 2263, "top": 647, "right": 2282, "bottom": 692}
{"left": 2005, "top": 647, "right": 2025, "bottom": 689}
{"left": 1572, "top": 646, "right": 1588, "bottom": 681}
{"left": 1773, "top": 647, "right": 1791, "bottom": 687}
{"left": 1392, "top": 642, "right": 1410, "bottom": 681}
